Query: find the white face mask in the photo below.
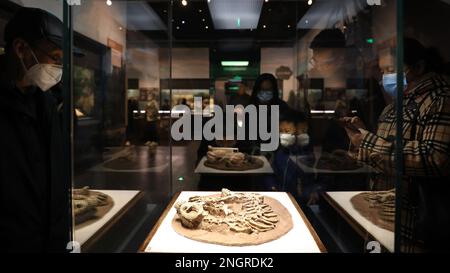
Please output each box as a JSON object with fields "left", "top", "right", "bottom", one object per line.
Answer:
{"left": 20, "top": 47, "right": 63, "bottom": 91}
{"left": 280, "top": 133, "right": 296, "bottom": 147}
{"left": 297, "top": 133, "right": 310, "bottom": 147}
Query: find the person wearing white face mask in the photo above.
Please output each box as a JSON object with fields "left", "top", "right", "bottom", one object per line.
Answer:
{"left": 240, "top": 73, "right": 304, "bottom": 155}
{"left": 19, "top": 45, "right": 63, "bottom": 92}
{"left": 278, "top": 121, "right": 311, "bottom": 149}
{"left": 0, "top": 8, "right": 70, "bottom": 252}
{"left": 273, "top": 120, "right": 315, "bottom": 199}
{"left": 341, "top": 38, "right": 450, "bottom": 252}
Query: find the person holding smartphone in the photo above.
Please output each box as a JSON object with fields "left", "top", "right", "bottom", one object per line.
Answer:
{"left": 341, "top": 38, "right": 450, "bottom": 252}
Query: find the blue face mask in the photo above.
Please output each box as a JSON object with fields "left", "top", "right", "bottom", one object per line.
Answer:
{"left": 257, "top": 90, "right": 273, "bottom": 102}
{"left": 382, "top": 73, "right": 407, "bottom": 97}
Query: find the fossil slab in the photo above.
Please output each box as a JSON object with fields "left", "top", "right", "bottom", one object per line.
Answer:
{"left": 351, "top": 189, "right": 395, "bottom": 232}
{"left": 204, "top": 147, "right": 264, "bottom": 171}
{"left": 73, "top": 187, "right": 114, "bottom": 227}
{"left": 172, "top": 189, "right": 293, "bottom": 246}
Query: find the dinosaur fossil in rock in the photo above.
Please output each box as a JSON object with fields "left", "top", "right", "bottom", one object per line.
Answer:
{"left": 174, "top": 188, "right": 279, "bottom": 233}
{"left": 360, "top": 189, "right": 395, "bottom": 222}
{"left": 73, "top": 187, "right": 111, "bottom": 224}
{"left": 206, "top": 148, "right": 246, "bottom": 165}
{"left": 204, "top": 147, "right": 264, "bottom": 171}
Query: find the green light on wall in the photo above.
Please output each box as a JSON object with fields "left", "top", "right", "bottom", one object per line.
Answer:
{"left": 366, "top": 38, "right": 375, "bottom": 44}
{"left": 237, "top": 17, "right": 241, "bottom": 28}
{"left": 177, "top": 176, "right": 184, "bottom": 182}
{"left": 232, "top": 76, "right": 242, "bottom": 81}
{"left": 221, "top": 61, "right": 249, "bottom": 67}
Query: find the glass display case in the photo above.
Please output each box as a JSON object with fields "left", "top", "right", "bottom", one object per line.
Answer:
{"left": 2, "top": 0, "right": 449, "bottom": 254}
{"left": 68, "top": 0, "right": 402, "bottom": 253}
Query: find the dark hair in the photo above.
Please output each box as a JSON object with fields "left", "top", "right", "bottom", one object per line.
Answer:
{"left": 310, "top": 29, "right": 346, "bottom": 49}
{"left": 404, "top": 38, "right": 444, "bottom": 73}
{"left": 251, "top": 73, "right": 280, "bottom": 105}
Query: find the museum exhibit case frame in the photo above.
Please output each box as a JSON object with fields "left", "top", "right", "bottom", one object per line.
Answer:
{"left": 43, "top": 1, "right": 408, "bottom": 252}
{"left": 64, "top": 0, "right": 405, "bottom": 253}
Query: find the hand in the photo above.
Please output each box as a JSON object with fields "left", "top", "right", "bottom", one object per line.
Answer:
{"left": 340, "top": 116, "right": 366, "bottom": 130}
{"left": 344, "top": 126, "right": 364, "bottom": 148}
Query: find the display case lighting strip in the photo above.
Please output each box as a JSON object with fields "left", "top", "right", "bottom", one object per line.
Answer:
{"left": 310, "top": 110, "right": 335, "bottom": 114}
{"left": 158, "top": 110, "right": 187, "bottom": 114}
{"left": 221, "top": 61, "right": 249, "bottom": 66}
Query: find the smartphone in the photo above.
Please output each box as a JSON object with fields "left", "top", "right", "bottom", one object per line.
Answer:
{"left": 335, "top": 119, "right": 360, "bottom": 132}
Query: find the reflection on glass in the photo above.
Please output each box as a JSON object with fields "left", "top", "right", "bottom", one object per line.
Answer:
{"left": 70, "top": 0, "right": 171, "bottom": 252}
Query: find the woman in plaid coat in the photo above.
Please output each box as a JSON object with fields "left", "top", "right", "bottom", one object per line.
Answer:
{"left": 343, "top": 38, "right": 450, "bottom": 252}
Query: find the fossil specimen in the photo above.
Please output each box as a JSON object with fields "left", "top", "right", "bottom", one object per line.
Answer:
{"left": 175, "top": 189, "right": 279, "bottom": 233}
{"left": 205, "top": 146, "right": 264, "bottom": 171}
{"left": 360, "top": 189, "right": 395, "bottom": 222}
{"left": 351, "top": 189, "right": 395, "bottom": 232}
{"left": 172, "top": 189, "right": 293, "bottom": 246}
{"left": 206, "top": 147, "right": 243, "bottom": 164}
{"left": 73, "top": 187, "right": 112, "bottom": 225}
{"left": 174, "top": 202, "right": 205, "bottom": 228}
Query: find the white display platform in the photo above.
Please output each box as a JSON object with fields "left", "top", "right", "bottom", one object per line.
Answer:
{"left": 74, "top": 190, "right": 142, "bottom": 247}
{"left": 142, "top": 191, "right": 325, "bottom": 253}
{"left": 324, "top": 191, "right": 394, "bottom": 252}
{"left": 195, "top": 156, "right": 274, "bottom": 174}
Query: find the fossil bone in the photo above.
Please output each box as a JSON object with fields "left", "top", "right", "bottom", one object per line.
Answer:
{"left": 175, "top": 201, "right": 205, "bottom": 228}
{"left": 206, "top": 146, "right": 248, "bottom": 166}
{"left": 73, "top": 186, "right": 109, "bottom": 216}
{"left": 360, "top": 189, "right": 395, "bottom": 222}
{"left": 174, "top": 189, "right": 279, "bottom": 234}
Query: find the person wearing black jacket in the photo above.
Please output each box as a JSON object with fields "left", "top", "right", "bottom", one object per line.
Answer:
{"left": 0, "top": 8, "right": 70, "bottom": 252}
{"left": 237, "top": 73, "right": 304, "bottom": 154}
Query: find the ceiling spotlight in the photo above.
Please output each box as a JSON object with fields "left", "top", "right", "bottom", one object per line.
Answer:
{"left": 106, "top": 0, "right": 112, "bottom": 6}
{"left": 176, "top": 26, "right": 180, "bottom": 30}
{"left": 205, "top": 25, "right": 209, "bottom": 29}
{"left": 308, "top": 0, "right": 313, "bottom": 5}
{"left": 263, "top": 24, "right": 266, "bottom": 28}
{"left": 287, "top": 24, "right": 291, "bottom": 28}
{"left": 119, "top": 26, "right": 123, "bottom": 31}
{"left": 182, "top": 20, "right": 185, "bottom": 24}
{"left": 265, "top": 0, "right": 269, "bottom": 2}
{"left": 182, "top": 0, "right": 187, "bottom": 6}
{"left": 202, "top": 18, "right": 206, "bottom": 22}
{"left": 199, "top": 9, "right": 202, "bottom": 13}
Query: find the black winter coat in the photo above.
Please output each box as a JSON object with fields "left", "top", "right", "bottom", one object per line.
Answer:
{"left": 0, "top": 76, "right": 70, "bottom": 252}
